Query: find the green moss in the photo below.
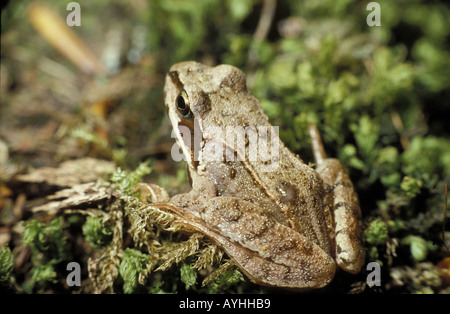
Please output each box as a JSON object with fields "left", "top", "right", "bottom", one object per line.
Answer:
{"left": 206, "top": 268, "right": 245, "bottom": 294}
{"left": 339, "top": 144, "right": 365, "bottom": 170}
{"left": 119, "top": 248, "right": 151, "bottom": 294}
{"left": 22, "top": 217, "right": 67, "bottom": 262}
{"left": 0, "top": 247, "right": 14, "bottom": 282}
{"left": 351, "top": 115, "right": 380, "bottom": 168}
{"left": 29, "top": 262, "right": 58, "bottom": 286}
{"left": 401, "top": 235, "right": 438, "bottom": 262}
{"left": 110, "top": 161, "right": 152, "bottom": 196}
{"left": 400, "top": 176, "right": 423, "bottom": 200}
{"left": 22, "top": 217, "right": 69, "bottom": 291}
{"left": 180, "top": 262, "right": 198, "bottom": 291}
{"left": 387, "top": 219, "right": 406, "bottom": 233}
{"left": 364, "top": 219, "right": 388, "bottom": 246}
{"left": 402, "top": 137, "right": 450, "bottom": 185}
{"left": 82, "top": 216, "right": 113, "bottom": 249}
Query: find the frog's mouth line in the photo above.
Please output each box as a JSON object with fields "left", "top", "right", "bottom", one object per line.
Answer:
{"left": 178, "top": 119, "right": 201, "bottom": 170}
{"left": 168, "top": 111, "right": 202, "bottom": 170}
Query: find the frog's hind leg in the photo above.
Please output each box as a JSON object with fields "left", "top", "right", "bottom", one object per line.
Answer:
{"left": 308, "top": 123, "right": 327, "bottom": 166}
{"left": 308, "top": 124, "right": 365, "bottom": 274}
{"left": 202, "top": 196, "right": 336, "bottom": 289}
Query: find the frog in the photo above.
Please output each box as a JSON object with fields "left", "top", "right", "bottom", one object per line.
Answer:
{"left": 145, "top": 61, "right": 365, "bottom": 290}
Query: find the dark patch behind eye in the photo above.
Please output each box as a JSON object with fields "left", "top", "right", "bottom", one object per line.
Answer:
{"left": 192, "top": 90, "right": 212, "bottom": 117}
{"left": 169, "top": 71, "right": 183, "bottom": 91}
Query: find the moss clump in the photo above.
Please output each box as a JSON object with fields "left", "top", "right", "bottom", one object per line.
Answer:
{"left": 119, "top": 248, "right": 151, "bottom": 294}
{"left": 180, "top": 261, "right": 197, "bottom": 291}
{"left": 365, "top": 219, "right": 388, "bottom": 246}
{"left": 22, "top": 217, "right": 67, "bottom": 261}
{"left": 82, "top": 216, "right": 113, "bottom": 249}
{"left": 0, "top": 247, "right": 14, "bottom": 282}
{"left": 22, "top": 217, "right": 69, "bottom": 291}
{"left": 401, "top": 235, "right": 438, "bottom": 262}
{"left": 110, "top": 161, "right": 152, "bottom": 196}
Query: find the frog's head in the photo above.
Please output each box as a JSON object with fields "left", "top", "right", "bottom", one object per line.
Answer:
{"left": 164, "top": 61, "right": 250, "bottom": 170}
{"left": 164, "top": 61, "right": 247, "bottom": 121}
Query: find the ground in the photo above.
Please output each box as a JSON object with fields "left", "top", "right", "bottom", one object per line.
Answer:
{"left": 0, "top": 0, "right": 449, "bottom": 294}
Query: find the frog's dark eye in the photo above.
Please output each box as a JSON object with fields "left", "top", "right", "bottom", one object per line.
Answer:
{"left": 176, "top": 90, "right": 192, "bottom": 118}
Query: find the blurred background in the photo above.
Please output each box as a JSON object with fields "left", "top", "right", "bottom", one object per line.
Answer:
{"left": 1, "top": 0, "right": 449, "bottom": 293}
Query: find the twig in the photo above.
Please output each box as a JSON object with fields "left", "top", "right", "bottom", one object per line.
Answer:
{"left": 390, "top": 111, "right": 410, "bottom": 150}
{"left": 247, "top": 0, "right": 276, "bottom": 86}
{"left": 253, "top": 0, "right": 276, "bottom": 42}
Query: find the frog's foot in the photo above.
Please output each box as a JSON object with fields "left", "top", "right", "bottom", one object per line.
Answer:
{"left": 133, "top": 182, "right": 170, "bottom": 203}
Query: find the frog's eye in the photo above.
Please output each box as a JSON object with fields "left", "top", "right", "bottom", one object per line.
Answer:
{"left": 176, "top": 90, "right": 192, "bottom": 118}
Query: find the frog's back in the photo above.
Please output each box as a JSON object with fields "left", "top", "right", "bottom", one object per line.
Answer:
{"left": 171, "top": 61, "right": 332, "bottom": 253}
{"left": 255, "top": 147, "right": 331, "bottom": 254}
{"left": 202, "top": 135, "right": 331, "bottom": 254}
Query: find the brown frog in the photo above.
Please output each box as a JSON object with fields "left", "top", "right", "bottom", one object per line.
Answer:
{"left": 147, "top": 61, "right": 364, "bottom": 290}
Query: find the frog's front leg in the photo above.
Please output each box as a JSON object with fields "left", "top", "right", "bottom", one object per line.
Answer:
{"left": 134, "top": 183, "right": 170, "bottom": 203}
{"left": 308, "top": 124, "right": 365, "bottom": 274}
